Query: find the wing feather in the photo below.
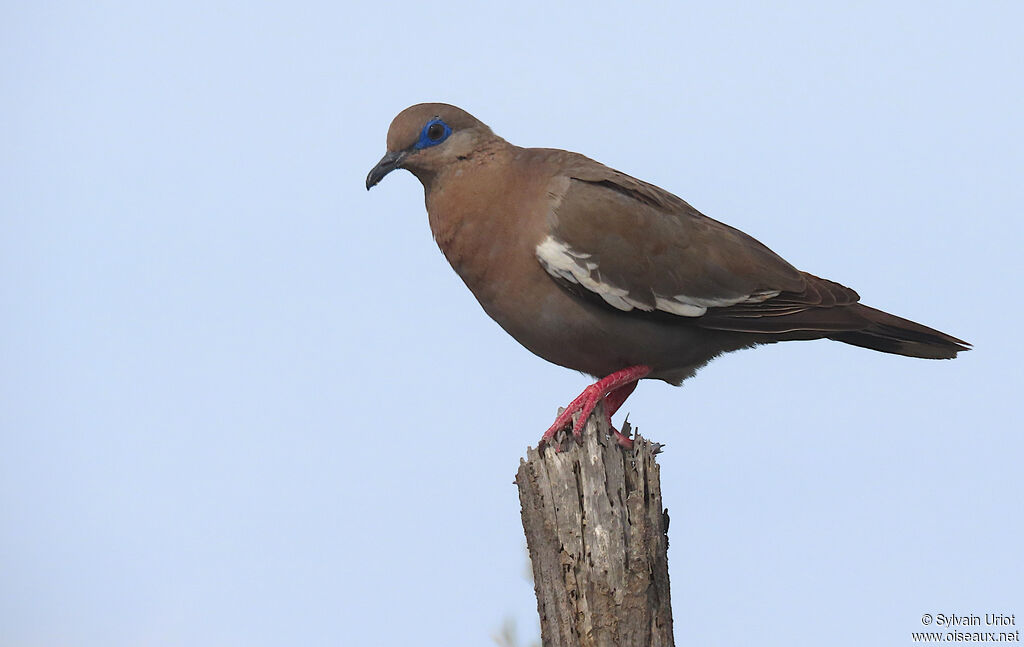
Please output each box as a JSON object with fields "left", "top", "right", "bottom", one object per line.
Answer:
{"left": 536, "top": 152, "right": 810, "bottom": 318}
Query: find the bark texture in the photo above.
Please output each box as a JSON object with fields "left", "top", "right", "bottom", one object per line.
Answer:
{"left": 515, "top": 409, "right": 674, "bottom": 647}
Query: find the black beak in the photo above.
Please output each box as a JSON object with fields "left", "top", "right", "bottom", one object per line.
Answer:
{"left": 366, "top": 151, "right": 407, "bottom": 190}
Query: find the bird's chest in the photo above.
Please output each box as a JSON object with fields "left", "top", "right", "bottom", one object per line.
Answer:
{"left": 426, "top": 179, "right": 547, "bottom": 309}
{"left": 420, "top": 165, "right": 631, "bottom": 373}
{"left": 428, "top": 207, "right": 536, "bottom": 307}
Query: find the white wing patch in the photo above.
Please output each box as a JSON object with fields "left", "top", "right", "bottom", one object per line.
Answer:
{"left": 535, "top": 236, "right": 779, "bottom": 318}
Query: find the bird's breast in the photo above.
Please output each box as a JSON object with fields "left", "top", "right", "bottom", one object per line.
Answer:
{"left": 428, "top": 205, "right": 544, "bottom": 312}
{"left": 425, "top": 160, "right": 551, "bottom": 304}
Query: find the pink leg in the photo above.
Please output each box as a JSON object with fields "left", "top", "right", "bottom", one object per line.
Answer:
{"left": 603, "top": 381, "right": 640, "bottom": 449}
{"left": 604, "top": 381, "right": 638, "bottom": 417}
{"left": 540, "top": 365, "right": 651, "bottom": 448}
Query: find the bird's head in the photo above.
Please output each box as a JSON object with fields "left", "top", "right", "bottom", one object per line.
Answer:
{"left": 366, "top": 103, "right": 494, "bottom": 190}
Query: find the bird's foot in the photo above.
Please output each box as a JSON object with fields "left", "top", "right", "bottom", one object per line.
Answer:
{"left": 539, "top": 365, "right": 651, "bottom": 450}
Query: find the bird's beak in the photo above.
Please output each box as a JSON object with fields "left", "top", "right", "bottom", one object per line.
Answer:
{"left": 366, "top": 150, "right": 407, "bottom": 190}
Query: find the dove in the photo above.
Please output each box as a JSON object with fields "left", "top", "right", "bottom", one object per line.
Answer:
{"left": 366, "top": 103, "right": 969, "bottom": 447}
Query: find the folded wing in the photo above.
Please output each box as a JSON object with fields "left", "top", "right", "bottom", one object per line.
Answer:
{"left": 536, "top": 153, "right": 968, "bottom": 358}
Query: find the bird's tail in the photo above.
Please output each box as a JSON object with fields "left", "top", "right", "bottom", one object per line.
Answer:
{"left": 827, "top": 304, "right": 970, "bottom": 359}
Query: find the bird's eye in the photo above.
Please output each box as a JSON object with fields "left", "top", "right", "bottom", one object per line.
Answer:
{"left": 414, "top": 118, "right": 452, "bottom": 149}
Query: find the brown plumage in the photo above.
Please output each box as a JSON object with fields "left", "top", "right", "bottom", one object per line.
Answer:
{"left": 366, "top": 103, "right": 969, "bottom": 445}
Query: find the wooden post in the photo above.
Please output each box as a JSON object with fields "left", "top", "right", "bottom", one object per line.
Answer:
{"left": 515, "top": 407, "right": 674, "bottom": 647}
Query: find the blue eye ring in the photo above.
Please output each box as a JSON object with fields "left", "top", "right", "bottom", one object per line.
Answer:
{"left": 414, "top": 118, "right": 452, "bottom": 149}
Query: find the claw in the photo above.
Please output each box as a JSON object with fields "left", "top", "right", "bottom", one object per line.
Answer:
{"left": 612, "top": 414, "right": 634, "bottom": 449}
{"left": 612, "top": 426, "right": 634, "bottom": 449}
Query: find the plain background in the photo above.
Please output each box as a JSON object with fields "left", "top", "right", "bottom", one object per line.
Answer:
{"left": 2, "top": 2, "right": 1021, "bottom": 646}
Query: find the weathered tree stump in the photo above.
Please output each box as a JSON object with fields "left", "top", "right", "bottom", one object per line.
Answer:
{"left": 515, "top": 407, "right": 674, "bottom": 647}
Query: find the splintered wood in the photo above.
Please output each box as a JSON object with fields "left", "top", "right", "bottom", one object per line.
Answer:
{"left": 516, "top": 409, "right": 674, "bottom": 647}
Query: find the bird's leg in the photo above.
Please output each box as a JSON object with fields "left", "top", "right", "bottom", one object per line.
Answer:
{"left": 603, "top": 381, "right": 639, "bottom": 449}
{"left": 539, "top": 365, "right": 651, "bottom": 448}
{"left": 604, "top": 381, "right": 638, "bottom": 417}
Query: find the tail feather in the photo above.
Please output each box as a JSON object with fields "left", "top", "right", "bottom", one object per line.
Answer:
{"left": 827, "top": 304, "right": 970, "bottom": 359}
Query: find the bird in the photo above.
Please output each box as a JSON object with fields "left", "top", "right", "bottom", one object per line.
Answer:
{"left": 366, "top": 103, "right": 969, "bottom": 448}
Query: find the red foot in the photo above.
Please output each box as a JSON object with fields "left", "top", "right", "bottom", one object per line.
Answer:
{"left": 539, "top": 365, "right": 651, "bottom": 450}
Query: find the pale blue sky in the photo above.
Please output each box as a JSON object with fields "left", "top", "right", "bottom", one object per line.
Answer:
{"left": 2, "top": 2, "right": 1021, "bottom": 646}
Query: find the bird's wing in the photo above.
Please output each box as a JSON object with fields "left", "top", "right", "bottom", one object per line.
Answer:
{"left": 537, "top": 154, "right": 859, "bottom": 325}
